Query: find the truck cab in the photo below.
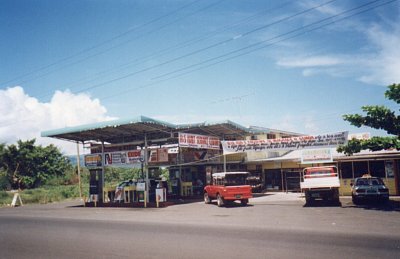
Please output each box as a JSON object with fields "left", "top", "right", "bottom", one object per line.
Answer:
{"left": 204, "top": 172, "right": 253, "bottom": 207}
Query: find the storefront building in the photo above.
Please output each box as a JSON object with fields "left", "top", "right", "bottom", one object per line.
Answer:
{"left": 246, "top": 149, "right": 400, "bottom": 196}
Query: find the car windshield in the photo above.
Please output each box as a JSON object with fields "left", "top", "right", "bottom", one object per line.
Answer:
{"left": 224, "top": 174, "right": 248, "bottom": 186}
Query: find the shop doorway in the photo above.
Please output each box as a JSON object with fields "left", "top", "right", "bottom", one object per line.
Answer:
{"left": 265, "top": 169, "right": 282, "bottom": 191}
{"left": 283, "top": 170, "right": 301, "bottom": 192}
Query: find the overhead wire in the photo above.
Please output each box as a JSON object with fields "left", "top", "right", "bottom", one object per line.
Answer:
{"left": 96, "top": 0, "right": 399, "bottom": 132}
{"left": 70, "top": 0, "right": 341, "bottom": 95}
{"left": 151, "top": 0, "right": 390, "bottom": 81}
{"left": 52, "top": 1, "right": 293, "bottom": 97}
{"left": 20, "top": 0, "right": 227, "bottom": 100}
{"left": 0, "top": 0, "right": 204, "bottom": 88}
{"left": 1, "top": 0, "right": 398, "bottom": 130}
{"left": 102, "top": 0, "right": 395, "bottom": 100}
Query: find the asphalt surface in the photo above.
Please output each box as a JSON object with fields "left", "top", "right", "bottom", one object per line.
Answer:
{"left": 0, "top": 193, "right": 399, "bottom": 259}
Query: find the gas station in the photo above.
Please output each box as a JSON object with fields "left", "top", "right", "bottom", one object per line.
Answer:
{"left": 41, "top": 115, "right": 279, "bottom": 207}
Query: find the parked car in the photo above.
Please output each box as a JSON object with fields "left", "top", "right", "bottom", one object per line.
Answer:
{"left": 204, "top": 172, "right": 253, "bottom": 207}
{"left": 246, "top": 175, "right": 263, "bottom": 193}
{"left": 351, "top": 175, "right": 389, "bottom": 204}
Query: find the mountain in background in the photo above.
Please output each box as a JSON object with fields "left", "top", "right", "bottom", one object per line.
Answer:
{"left": 68, "top": 155, "right": 84, "bottom": 166}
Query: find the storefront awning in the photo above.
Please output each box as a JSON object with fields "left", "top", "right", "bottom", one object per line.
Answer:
{"left": 246, "top": 148, "right": 400, "bottom": 163}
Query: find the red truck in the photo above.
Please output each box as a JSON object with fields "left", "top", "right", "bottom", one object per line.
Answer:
{"left": 203, "top": 172, "right": 253, "bottom": 207}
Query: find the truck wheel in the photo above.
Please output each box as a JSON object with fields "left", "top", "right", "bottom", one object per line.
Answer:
{"left": 217, "top": 194, "right": 224, "bottom": 207}
{"left": 204, "top": 192, "right": 211, "bottom": 204}
{"left": 241, "top": 199, "right": 249, "bottom": 206}
{"left": 305, "top": 195, "right": 313, "bottom": 206}
{"left": 333, "top": 189, "right": 340, "bottom": 205}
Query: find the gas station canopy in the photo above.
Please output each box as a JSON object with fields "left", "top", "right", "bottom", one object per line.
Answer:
{"left": 41, "top": 115, "right": 262, "bottom": 144}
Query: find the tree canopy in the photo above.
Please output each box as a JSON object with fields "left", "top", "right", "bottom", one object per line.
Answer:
{"left": 0, "top": 139, "right": 72, "bottom": 190}
{"left": 338, "top": 83, "right": 400, "bottom": 155}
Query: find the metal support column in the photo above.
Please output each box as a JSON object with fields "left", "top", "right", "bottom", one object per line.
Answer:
{"left": 76, "top": 142, "right": 82, "bottom": 200}
{"left": 100, "top": 141, "right": 105, "bottom": 204}
{"left": 144, "top": 133, "right": 149, "bottom": 207}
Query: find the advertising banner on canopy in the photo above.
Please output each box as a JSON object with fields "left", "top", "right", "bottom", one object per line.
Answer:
{"left": 103, "top": 150, "right": 143, "bottom": 167}
{"left": 221, "top": 131, "right": 348, "bottom": 155}
{"left": 178, "top": 133, "right": 220, "bottom": 150}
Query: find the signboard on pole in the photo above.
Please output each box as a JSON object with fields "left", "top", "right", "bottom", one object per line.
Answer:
{"left": 179, "top": 133, "right": 220, "bottom": 150}
{"left": 84, "top": 154, "right": 102, "bottom": 168}
{"left": 221, "top": 131, "right": 348, "bottom": 155}
{"left": 301, "top": 148, "right": 333, "bottom": 164}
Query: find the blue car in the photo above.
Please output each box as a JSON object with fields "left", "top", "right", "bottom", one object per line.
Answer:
{"left": 351, "top": 175, "right": 389, "bottom": 204}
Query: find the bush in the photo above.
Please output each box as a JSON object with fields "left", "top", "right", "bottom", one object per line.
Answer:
{"left": 0, "top": 170, "right": 11, "bottom": 191}
{"left": 0, "top": 191, "right": 13, "bottom": 206}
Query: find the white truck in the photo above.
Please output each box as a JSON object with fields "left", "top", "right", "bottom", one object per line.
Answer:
{"left": 300, "top": 166, "right": 340, "bottom": 205}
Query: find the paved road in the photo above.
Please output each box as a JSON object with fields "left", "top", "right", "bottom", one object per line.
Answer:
{"left": 0, "top": 193, "right": 399, "bottom": 259}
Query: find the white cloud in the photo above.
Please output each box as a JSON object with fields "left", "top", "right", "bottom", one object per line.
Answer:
{"left": 277, "top": 56, "right": 344, "bottom": 68}
{"left": 298, "top": 0, "right": 344, "bottom": 16}
{"left": 0, "top": 86, "right": 115, "bottom": 154}
{"left": 358, "top": 23, "right": 400, "bottom": 85}
{"left": 275, "top": 19, "right": 400, "bottom": 86}
{"left": 269, "top": 114, "right": 320, "bottom": 135}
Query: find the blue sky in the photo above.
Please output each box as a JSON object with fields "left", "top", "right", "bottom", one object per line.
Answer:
{"left": 1, "top": 0, "right": 400, "bottom": 153}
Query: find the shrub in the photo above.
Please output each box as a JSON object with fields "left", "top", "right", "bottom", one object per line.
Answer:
{"left": 0, "top": 170, "right": 11, "bottom": 191}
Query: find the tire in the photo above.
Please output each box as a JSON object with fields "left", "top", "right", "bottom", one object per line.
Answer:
{"left": 352, "top": 195, "right": 359, "bottom": 205}
{"left": 204, "top": 192, "right": 211, "bottom": 204}
{"left": 217, "top": 194, "right": 224, "bottom": 207}
{"left": 241, "top": 199, "right": 249, "bottom": 206}
{"left": 380, "top": 196, "right": 389, "bottom": 204}
{"left": 305, "top": 192, "right": 313, "bottom": 206}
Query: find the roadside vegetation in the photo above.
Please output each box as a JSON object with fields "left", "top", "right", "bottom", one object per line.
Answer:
{"left": 338, "top": 83, "right": 400, "bottom": 155}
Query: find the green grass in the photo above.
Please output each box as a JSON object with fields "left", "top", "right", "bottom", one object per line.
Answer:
{"left": 0, "top": 185, "right": 86, "bottom": 207}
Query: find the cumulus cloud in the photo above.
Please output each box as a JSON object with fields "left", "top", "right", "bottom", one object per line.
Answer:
{"left": 0, "top": 86, "right": 114, "bottom": 154}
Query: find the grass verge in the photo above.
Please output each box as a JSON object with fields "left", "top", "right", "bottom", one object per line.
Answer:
{"left": 0, "top": 185, "right": 86, "bottom": 207}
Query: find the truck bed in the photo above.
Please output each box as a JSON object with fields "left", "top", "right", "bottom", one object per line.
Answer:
{"left": 300, "top": 177, "right": 340, "bottom": 190}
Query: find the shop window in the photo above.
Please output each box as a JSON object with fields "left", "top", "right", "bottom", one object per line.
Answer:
{"left": 340, "top": 162, "right": 353, "bottom": 179}
{"left": 385, "top": 160, "right": 395, "bottom": 178}
{"left": 369, "top": 161, "right": 385, "bottom": 178}
{"left": 181, "top": 168, "right": 192, "bottom": 182}
{"left": 353, "top": 161, "right": 368, "bottom": 178}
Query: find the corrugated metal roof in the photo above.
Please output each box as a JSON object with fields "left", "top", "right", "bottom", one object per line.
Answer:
{"left": 41, "top": 115, "right": 261, "bottom": 144}
{"left": 41, "top": 116, "right": 177, "bottom": 143}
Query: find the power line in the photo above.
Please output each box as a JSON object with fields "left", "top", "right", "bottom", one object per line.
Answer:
{"left": 0, "top": 0, "right": 203, "bottom": 88}
{"left": 102, "top": 0, "right": 393, "bottom": 101}
{"left": 49, "top": 1, "right": 293, "bottom": 97}
{"left": 20, "top": 0, "right": 227, "bottom": 100}
{"left": 1, "top": 0, "right": 398, "bottom": 131}
{"left": 151, "top": 0, "right": 389, "bottom": 81}
{"left": 67, "top": 0, "right": 340, "bottom": 95}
